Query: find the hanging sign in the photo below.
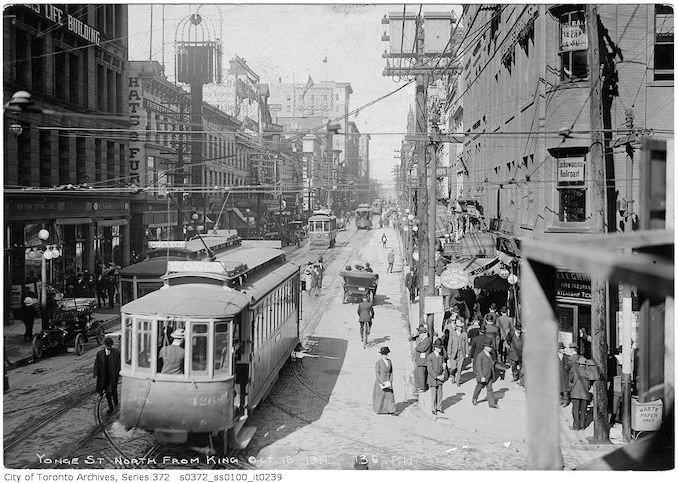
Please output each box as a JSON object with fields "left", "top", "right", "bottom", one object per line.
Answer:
{"left": 560, "top": 16, "right": 587, "bottom": 51}
{"left": 558, "top": 158, "right": 585, "bottom": 182}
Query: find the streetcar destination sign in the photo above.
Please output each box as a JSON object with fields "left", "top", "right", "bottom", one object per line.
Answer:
{"left": 148, "top": 241, "right": 187, "bottom": 249}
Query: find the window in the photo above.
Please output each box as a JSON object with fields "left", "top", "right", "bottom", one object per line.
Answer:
{"left": 213, "top": 322, "right": 231, "bottom": 374}
{"left": 18, "top": 124, "right": 32, "bottom": 187}
{"left": 137, "top": 318, "right": 152, "bottom": 369}
{"left": 69, "top": 54, "right": 79, "bottom": 105}
{"left": 655, "top": 5, "right": 674, "bottom": 81}
{"left": 123, "top": 316, "right": 132, "bottom": 365}
{"left": 39, "top": 130, "right": 52, "bottom": 187}
{"left": 97, "top": 65, "right": 105, "bottom": 110}
{"left": 59, "top": 134, "right": 70, "bottom": 185}
{"left": 556, "top": 155, "right": 587, "bottom": 222}
{"left": 95, "top": 139, "right": 102, "bottom": 182}
{"left": 32, "top": 37, "right": 45, "bottom": 92}
{"left": 191, "top": 324, "right": 208, "bottom": 373}
{"left": 558, "top": 10, "right": 588, "bottom": 81}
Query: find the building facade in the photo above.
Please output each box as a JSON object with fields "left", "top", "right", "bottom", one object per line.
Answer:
{"left": 4, "top": 4, "right": 129, "bottom": 314}
{"left": 459, "top": 3, "right": 674, "bottom": 345}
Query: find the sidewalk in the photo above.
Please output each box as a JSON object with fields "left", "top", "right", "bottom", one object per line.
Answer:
{"left": 3, "top": 305, "right": 121, "bottom": 369}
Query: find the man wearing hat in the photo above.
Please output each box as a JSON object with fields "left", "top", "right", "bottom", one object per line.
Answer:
{"left": 159, "top": 328, "right": 185, "bottom": 374}
{"left": 357, "top": 296, "right": 375, "bottom": 343}
{"left": 568, "top": 354, "right": 592, "bottom": 430}
{"left": 506, "top": 324, "right": 523, "bottom": 384}
{"left": 426, "top": 339, "right": 448, "bottom": 414}
{"left": 413, "top": 325, "right": 431, "bottom": 392}
{"left": 21, "top": 296, "right": 38, "bottom": 341}
{"left": 558, "top": 342, "right": 571, "bottom": 407}
{"left": 446, "top": 319, "right": 468, "bottom": 386}
{"left": 93, "top": 337, "right": 121, "bottom": 414}
{"left": 472, "top": 340, "right": 498, "bottom": 408}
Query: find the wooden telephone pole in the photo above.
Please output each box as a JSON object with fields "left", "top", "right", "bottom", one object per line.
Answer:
{"left": 586, "top": 3, "right": 610, "bottom": 443}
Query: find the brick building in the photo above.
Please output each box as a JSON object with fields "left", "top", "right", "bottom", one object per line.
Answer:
{"left": 459, "top": 3, "right": 673, "bottom": 345}
{"left": 3, "top": 4, "right": 129, "bottom": 314}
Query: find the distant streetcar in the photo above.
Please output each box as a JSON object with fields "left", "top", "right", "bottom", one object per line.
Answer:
{"left": 307, "top": 209, "right": 338, "bottom": 248}
{"left": 355, "top": 204, "right": 373, "bottom": 229}
{"left": 371, "top": 199, "right": 383, "bottom": 215}
{"left": 119, "top": 247, "right": 301, "bottom": 451}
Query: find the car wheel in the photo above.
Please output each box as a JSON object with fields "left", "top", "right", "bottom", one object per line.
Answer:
{"left": 32, "top": 336, "right": 44, "bottom": 360}
{"left": 96, "top": 326, "right": 105, "bottom": 346}
{"left": 75, "top": 334, "right": 85, "bottom": 356}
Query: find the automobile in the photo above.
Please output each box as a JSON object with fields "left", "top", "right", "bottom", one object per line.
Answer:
{"left": 32, "top": 298, "right": 106, "bottom": 359}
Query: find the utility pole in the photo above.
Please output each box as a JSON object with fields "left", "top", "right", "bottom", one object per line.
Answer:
{"left": 414, "top": 15, "right": 429, "bottom": 332}
{"left": 585, "top": 3, "right": 610, "bottom": 443}
{"left": 175, "top": 102, "right": 185, "bottom": 240}
{"left": 427, "top": 111, "right": 441, "bottom": 337}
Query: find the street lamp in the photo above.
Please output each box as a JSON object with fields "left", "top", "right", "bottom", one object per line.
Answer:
{"left": 36, "top": 229, "right": 60, "bottom": 330}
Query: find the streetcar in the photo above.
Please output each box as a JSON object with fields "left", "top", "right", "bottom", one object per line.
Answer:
{"left": 119, "top": 231, "right": 241, "bottom": 304}
{"left": 355, "top": 204, "right": 373, "bottom": 229}
{"left": 307, "top": 209, "right": 338, "bottom": 248}
{"left": 371, "top": 199, "right": 383, "bottom": 216}
{"left": 119, "top": 247, "right": 301, "bottom": 450}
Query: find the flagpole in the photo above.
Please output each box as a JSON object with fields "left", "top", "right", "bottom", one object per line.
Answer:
{"left": 324, "top": 51, "right": 328, "bottom": 82}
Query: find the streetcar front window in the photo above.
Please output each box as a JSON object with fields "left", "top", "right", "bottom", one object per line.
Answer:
{"left": 137, "top": 319, "right": 152, "bottom": 369}
{"left": 213, "top": 322, "right": 231, "bottom": 375}
{"left": 191, "top": 324, "right": 208, "bottom": 373}
{"left": 123, "top": 316, "right": 132, "bottom": 365}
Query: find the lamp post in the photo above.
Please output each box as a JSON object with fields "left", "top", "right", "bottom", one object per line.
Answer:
{"left": 37, "top": 229, "right": 60, "bottom": 331}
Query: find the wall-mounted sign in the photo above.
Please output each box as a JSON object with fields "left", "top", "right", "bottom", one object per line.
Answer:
{"left": 560, "top": 15, "right": 587, "bottom": 51}
{"left": 558, "top": 158, "right": 585, "bottom": 182}
{"left": 556, "top": 271, "right": 591, "bottom": 300}
{"left": 26, "top": 4, "right": 101, "bottom": 46}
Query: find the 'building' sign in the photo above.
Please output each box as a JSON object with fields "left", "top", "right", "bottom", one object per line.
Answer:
{"left": 26, "top": 4, "right": 101, "bottom": 46}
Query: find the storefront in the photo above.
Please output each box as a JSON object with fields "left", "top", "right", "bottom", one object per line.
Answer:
{"left": 4, "top": 194, "right": 130, "bottom": 313}
{"left": 556, "top": 270, "right": 592, "bottom": 350}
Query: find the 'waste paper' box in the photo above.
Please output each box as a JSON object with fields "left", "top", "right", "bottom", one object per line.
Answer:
{"left": 631, "top": 397, "right": 663, "bottom": 431}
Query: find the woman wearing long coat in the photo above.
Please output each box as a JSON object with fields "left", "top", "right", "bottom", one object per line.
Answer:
{"left": 569, "top": 356, "right": 592, "bottom": 430}
{"left": 372, "top": 347, "right": 396, "bottom": 415}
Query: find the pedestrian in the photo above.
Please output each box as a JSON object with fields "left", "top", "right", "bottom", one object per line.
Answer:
{"left": 93, "top": 337, "right": 121, "bottom": 414}
{"left": 42, "top": 289, "right": 58, "bottom": 329}
{"left": 21, "top": 297, "right": 37, "bottom": 341}
{"left": 387, "top": 250, "right": 395, "bottom": 273}
{"left": 305, "top": 263, "right": 316, "bottom": 295}
{"left": 558, "top": 342, "right": 571, "bottom": 407}
{"left": 486, "top": 302, "right": 498, "bottom": 323}
{"left": 104, "top": 266, "right": 117, "bottom": 308}
{"left": 426, "top": 339, "right": 448, "bottom": 414}
{"left": 364, "top": 262, "right": 373, "bottom": 273}
{"left": 496, "top": 306, "right": 513, "bottom": 363}
{"left": 158, "top": 328, "right": 185, "bottom": 374}
{"left": 466, "top": 316, "right": 481, "bottom": 342}
{"left": 413, "top": 326, "right": 430, "bottom": 392}
{"left": 372, "top": 346, "right": 397, "bottom": 415}
{"left": 484, "top": 313, "right": 500, "bottom": 352}
{"left": 472, "top": 340, "right": 498, "bottom": 408}
{"left": 446, "top": 319, "right": 468, "bottom": 386}
{"left": 317, "top": 257, "right": 325, "bottom": 289}
{"left": 569, "top": 355, "right": 592, "bottom": 430}
{"left": 357, "top": 296, "right": 374, "bottom": 344}
{"left": 311, "top": 265, "right": 321, "bottom": 296}
{"left": 381, "top": 233, "right": 388, "bottom": 249}
{"left": 467, "top": 325, "right": 492, "bottom": 363}
{"left": 578, "top": 327, "right": 592, "bottom": 359}
{"left": 405, "top": 267, "right": 416, "bottom": 303}
{"left": 506, "top": 325, "right": 523, "bottom": 383}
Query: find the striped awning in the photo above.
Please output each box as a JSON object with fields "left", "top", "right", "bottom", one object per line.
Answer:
{"left": 458, "top": 231, "right": 496, "bottom": 258}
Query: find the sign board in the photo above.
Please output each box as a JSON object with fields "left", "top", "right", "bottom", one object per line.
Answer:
{"left": 148, "top": 240, "right": 187, "bottom": 249}
{"left": 556, "top": 271, "right": 591, "bottom": 300}
{"left": 424, "top": 296, "right": 444, "bottom": 315}
{"left": 167, "top": 261, "right": 226, "bottom": 274}
{"left": 558, "top": 158, "right": 585, "bottom": 182}
{"left": 560, "top": 16, "right": 587, "bottom": 51}
{"left": 11, "top": 284, "right": 22, "bottom": 309}
{"left": 436, "top": 166, "right": 449, "bottom": 178}
{"left": 442, "top": 241, "right": 462, "bottom": 258}
{"left": 631, "top": 397, "right": 663, "bottom": 431}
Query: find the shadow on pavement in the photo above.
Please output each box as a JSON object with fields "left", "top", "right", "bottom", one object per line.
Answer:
{"left": 366, "top": 335, "right": 391, "bottom": 348}
{"left": 372, "top": 295, "right": 392, "bottom": 306}
{"left": 493, "top": 387, "right": 509, "bottom": 401}
{"left": 395, "top": 398, "right": 417, "bottom": 414}
{"left": 247, "top": 336, "right": 348, "bottom": 453}
{"left": 442, "top": 392, "right": 465, "bottom": 410}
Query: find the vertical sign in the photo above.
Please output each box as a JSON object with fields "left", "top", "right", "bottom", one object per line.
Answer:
{"left": 128, "top": 74, "right": 144, "bottom": 185}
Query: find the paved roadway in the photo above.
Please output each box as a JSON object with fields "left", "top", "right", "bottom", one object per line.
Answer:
{"left": 2, "top": 222, "right": 624, "bottom": 469}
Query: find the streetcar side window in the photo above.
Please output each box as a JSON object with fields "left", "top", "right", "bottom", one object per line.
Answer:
{"left": 137, "top": 318, "right": 152, "bottom": 370}
{"left": 213, "top": 322, "right": 231, "bottom": 374}
{"left": 123, "top": 315, "right": 132, "bottom": 366}
{"left": 191, "top": 324, "right": 208, "bottom": 373}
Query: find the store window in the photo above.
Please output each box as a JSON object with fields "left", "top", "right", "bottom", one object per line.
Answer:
{"left": 556, "top": 155, "right": 587, "bottom": 223}
{"left": 655, "top": 5, "right": 674, "bottom": 81}
{"left": 558, "top": 10, "right": 588, "bottom": 81}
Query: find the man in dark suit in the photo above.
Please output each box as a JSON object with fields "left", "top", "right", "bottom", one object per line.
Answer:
{"left": 426, "top": 339, "right": 447, "bottom": 414}
{"left": 468, "top": 327, "right": 492, "bottom": 362}
{"left": 496, "top": 306, "right": 513, "bottom": 363}
{"left": 473, "top": 341, "right": 498, "bottom": 408}
{"left": 93, "top": 337, "right": 121, "bottom": 414}
{"left": 357, "top": 296, "right": 374, "bottom": 342}
{"left": 405, "top": 267, "right": 417, "bottom": 303}
{"left": 413, "top": 326, "right": 431, "bottom": 392}
{"left": 506, "top": 325, "right": 523, "bottom": 383}
{"left": 446, "top": 319, "right": 468, "bottom": 386}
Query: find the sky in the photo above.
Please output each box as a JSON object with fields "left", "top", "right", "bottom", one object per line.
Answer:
{"left": 127, "top": 3, "right": 455, "bottom": 195}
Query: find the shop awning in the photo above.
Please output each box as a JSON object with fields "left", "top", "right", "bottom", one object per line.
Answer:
{"left": 474, "top": 274, "right": 510, "bottom": 291}
{"left": 458, "top": 231, "right": 496, "bottom": 258}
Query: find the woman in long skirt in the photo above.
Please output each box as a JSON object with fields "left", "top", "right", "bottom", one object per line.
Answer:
{"left": 372, "top": 347, "right": 397, "bottom": 415}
